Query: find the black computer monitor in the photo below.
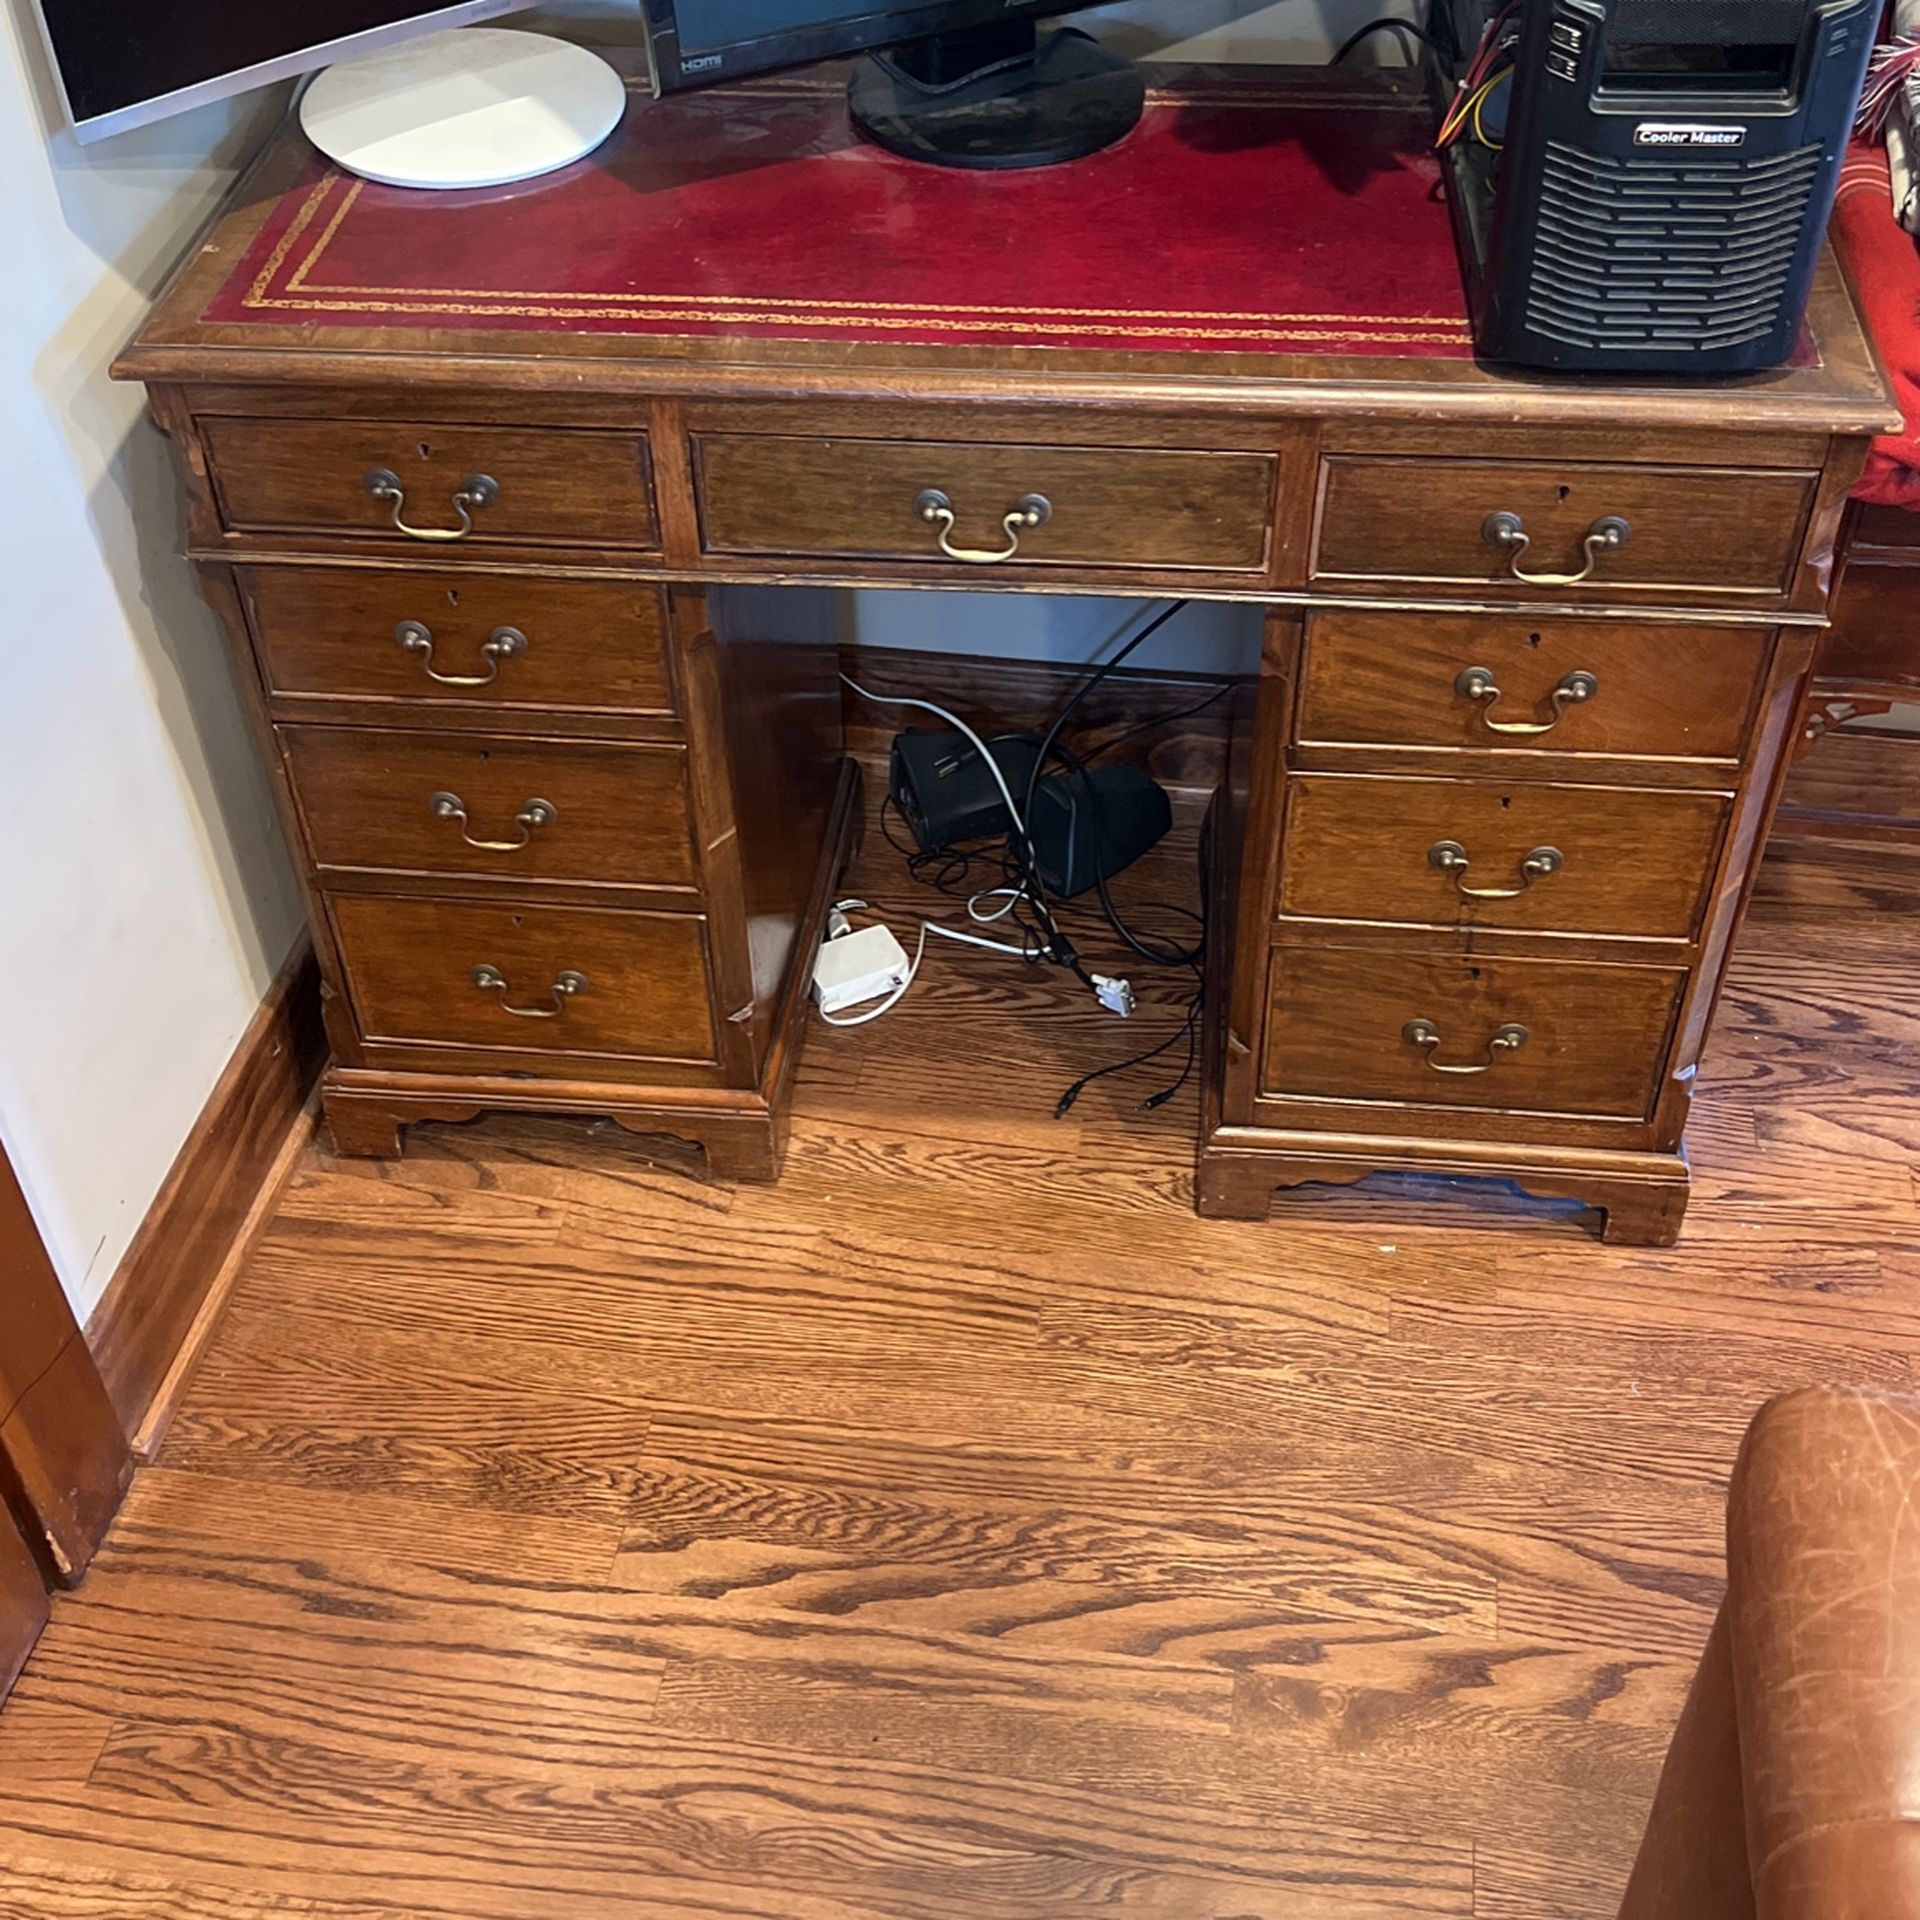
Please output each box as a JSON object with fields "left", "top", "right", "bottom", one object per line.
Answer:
{"left": 641, "top": 0, "right": 1147, "bottom": 169}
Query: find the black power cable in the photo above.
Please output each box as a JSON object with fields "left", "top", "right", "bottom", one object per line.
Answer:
{"left": 845, "top": 676, "right": 1096, "bottom": 991}
{"left": 1043, "top": 737, "right": 1203, "bottom": 970}
{"left": 882, "top": 730, "right": 1207, "bottom": 1113}
{"left": 1015, "top": 600, "right": 1191, "bottom": 937}
{"left": 1333, "top": 15, "right": 1445, "bottom": 64}
{"left": 1080, "top": 680, "right": 1231, "bottom": 771}
{"left": 1055, "top": 802, "right": 1212, "bottom": 1117}
{"left": 873, "top": 602, "right": 1217, "bottom": 1115}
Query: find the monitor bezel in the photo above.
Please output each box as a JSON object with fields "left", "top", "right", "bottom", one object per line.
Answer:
{"left": 31, "top": 0, "right": 528, "bottom": 143}
{"left": 641, "top": 0, "right": 1103, "bottom": 94}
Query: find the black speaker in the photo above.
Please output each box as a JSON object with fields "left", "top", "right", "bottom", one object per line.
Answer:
{"left": 1028, "top": 762, "right": 1172, "bottom": 898}
{"left": 890, "top": 728, "right": 1041, "bottom": 851}
{"left": 1435, "top": 0, "right": 1877, "bottom": 372}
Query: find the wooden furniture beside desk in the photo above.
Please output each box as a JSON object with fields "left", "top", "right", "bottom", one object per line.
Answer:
{"left": 1780, "top": 502, "right": 1920, "bottom": 839}
{"left": 1819, "top": 503, "right": 1920, "bottom": 708}
{"left": 118, "top": 66, "right": 1896, "bottom": 1245}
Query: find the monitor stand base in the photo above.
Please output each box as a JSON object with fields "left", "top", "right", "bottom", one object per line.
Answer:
{"left": 848, "top": 25, "right": 1146, "bottom": 171}
{"left": 300, "top": 28, "right": 627, "bottom": 191}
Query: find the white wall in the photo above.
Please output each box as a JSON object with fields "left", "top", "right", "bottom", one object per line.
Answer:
{"left": 0, "top": 6, "right": 305, "bottom": 1320}
{"left": 847, "top": 592, "right": 1264, "bottom": 673}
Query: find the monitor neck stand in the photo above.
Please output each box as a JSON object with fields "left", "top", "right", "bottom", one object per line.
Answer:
{"left": 847, "top": 23, "right": 1145, "bottom": 170}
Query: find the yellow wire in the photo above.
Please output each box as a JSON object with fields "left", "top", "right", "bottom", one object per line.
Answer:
{"left": 1471, "top": 76, "right": 1505, "bottom": 151}
{"left": 1438, "top": 87, "right": 1474, "bottom": 145}
{"left": 1440, "top": 72, "right": 1504, "bottom": 149}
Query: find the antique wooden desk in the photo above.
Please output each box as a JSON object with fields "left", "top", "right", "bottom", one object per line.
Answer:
{"left": 119, "top": 64, "right": 1896, "bottom": 1245}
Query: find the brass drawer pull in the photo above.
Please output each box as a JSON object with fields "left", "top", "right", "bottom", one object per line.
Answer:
{"left": 395, "top": 620, "right": 527, "bottom": 687}
{"left": 364, "top": 468, "right": 501, "bottom": 542}
{"left": 431, "top": 791, "right": 556, "bottom": 852}
{"left": 1482, "top": 511, "right": 1630, "bottom": 588}
{"left": 1455, "top": 666, "right": 1598, "bottom": 735}
{"left": 1428, "top": 840, "right": 1564, "bottom": 901}
{"left": 469, "top": 963, "right": 587, "bottom": 1017}
{"left": 914, "top": 488, "right": 1052, "bottom": 565}
{"left": 1402, "top": 1018, "right": 1531, "bottom": 1074}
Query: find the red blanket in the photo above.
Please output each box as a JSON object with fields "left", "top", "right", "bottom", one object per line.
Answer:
{"left": 1835, "top": 141, "right": 1920, "bottom": 508}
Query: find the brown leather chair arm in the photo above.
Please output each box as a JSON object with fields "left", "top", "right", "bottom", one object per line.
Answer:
{"left": 1621, "top": 1389, "right": 1920, "bottom": 1920}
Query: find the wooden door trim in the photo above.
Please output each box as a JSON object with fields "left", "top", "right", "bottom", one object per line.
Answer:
{"left": 0, "top": 1510, "right": 47, "bottom": 1703}
{"left": 0, "top": 1141, "right": 128, "bottom": 1586}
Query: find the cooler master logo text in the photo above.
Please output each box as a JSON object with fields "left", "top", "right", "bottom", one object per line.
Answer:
{"left": 1634, "top": 122, "right": 1747, "bottom": 148}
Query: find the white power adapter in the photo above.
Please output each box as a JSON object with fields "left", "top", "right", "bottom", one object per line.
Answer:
{"left": 813, "top": 922, "right": 912, "bottom": 1016}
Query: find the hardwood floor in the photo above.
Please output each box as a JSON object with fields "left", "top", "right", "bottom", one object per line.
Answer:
{"left": 1, "top": 820, "right": 1916, "bottom": 1920}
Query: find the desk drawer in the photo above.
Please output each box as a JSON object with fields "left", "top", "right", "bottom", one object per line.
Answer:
{"left": 694, "top": 434, "right": 1276, "bottom": 574}
{"left": 332, "top": 895, "right": 717, "bottom": 1064}
{"left": 1279, "top": 773, "right": 1727, "bottom": 940}
{"left": 284, "top": 728, "right": 697, "bottom": 891}
{"left": 1313, "top": 458, "right": 1814, "bottom": 601}
{"left": 1298, "top": 611, "right": 1771, "bottom": 764}
{"left": 204, "top": 418, "right": 658, "bottom": 551}
{"left": 242, "top": 568, "right": 675, "bottom": 715}
{"left": 1261, "top": 945, "right": 1684, "bottom": 1120}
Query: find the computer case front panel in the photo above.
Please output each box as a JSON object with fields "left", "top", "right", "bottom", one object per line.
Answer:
{"left": 1438, "top": 0, "right": 1877, "bottom": 373}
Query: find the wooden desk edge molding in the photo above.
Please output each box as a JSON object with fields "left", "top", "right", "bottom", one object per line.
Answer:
{"left": 116, "top": 66, "right": 1897, "bottom": 1244}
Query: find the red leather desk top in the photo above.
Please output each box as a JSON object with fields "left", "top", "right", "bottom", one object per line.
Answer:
{"left": 206, "top": 70, "right": 1477, "bottom": 359}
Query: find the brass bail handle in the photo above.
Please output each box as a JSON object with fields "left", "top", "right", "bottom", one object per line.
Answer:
{"left": 1427, "top": 840, "right": 1565, "bottom": 901}
{"left": 1402, "top": 1019, "right": 1531, "bottom": 1075}
{"left": 365, "top": 468, "right": 501, "bottom": 543}
{"left": 431, "top": 792, "right": 557, "bottom": 853}
{"left": 915, "top": 488, "right": 1053, "bottom": 565}
{"left": 469, "top": 964, "right": 587, "bottom": 1018}
{"left": 1482, "top": 511, "right": 1631, "bottom": 588}
{"left": 1455, "top": 665, "right": 1598, "bottom": 736}
{"left": 395, "top": 621, "right": 527, "bottom": 688}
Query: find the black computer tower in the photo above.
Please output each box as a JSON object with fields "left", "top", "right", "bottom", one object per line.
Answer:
{"left": 1434, "top": 0, "right": 1878, "bottom": 373}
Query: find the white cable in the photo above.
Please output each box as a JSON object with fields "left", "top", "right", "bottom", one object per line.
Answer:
{"left": 839, "top": 674, "right": 1034, "bottom": 842}
{"left": 966, "top": 885, "right": 1025, "bottom": 926}
{"left": 837, "top": 670, "right": 1134, "bottom": 1020}
{"left": 925, "top": 920, "right": 1033, "bottom": 959}
{"left": 835, "top": 894, "right": 1028, "bottom": 960}
{"left": 840, "top": 670, "right": 1059, "bottom": 952}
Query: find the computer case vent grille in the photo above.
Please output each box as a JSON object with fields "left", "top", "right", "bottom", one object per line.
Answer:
{"left": 1525, "top": 140, "right": 1823, "bottom": 353}
{"left": 1602, "top": 0, "right": 1812, "bottom": 44}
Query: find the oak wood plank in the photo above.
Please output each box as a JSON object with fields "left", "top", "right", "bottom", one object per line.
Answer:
{"left": 101, "top": 1467, "right": 626, "bottom": 1588}
{"left": 0, "top": 1855, "right": 417, "bottom": 1920}
{"left": 90, "top": 1717, "right": 1467, "bottom": 1920}
{"left": 0, "top": 1699, "right": 112, "bottom": 1788}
